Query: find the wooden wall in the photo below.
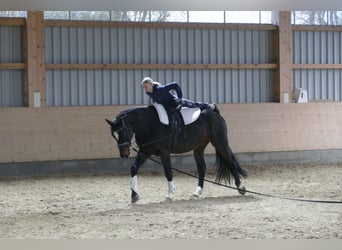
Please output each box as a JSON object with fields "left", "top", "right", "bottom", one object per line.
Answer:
{"left": 1, "top": 102, "right": 341, "bottom": 163}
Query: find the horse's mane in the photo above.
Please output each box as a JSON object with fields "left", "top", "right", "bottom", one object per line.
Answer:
{"left": 115, "top": 105, "right": 156, "bottom": 121}
{"left": 115, "top": 106, "right": 142, "bottom": 118}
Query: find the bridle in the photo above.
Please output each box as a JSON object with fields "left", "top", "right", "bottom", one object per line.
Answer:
{"left": 111, "top": 116, "right": 133, "bottom": 149}
{"left": 110, "top": 113, "right": 170, "bottom": 151}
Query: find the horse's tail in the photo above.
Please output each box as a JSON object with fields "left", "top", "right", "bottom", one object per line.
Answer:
{"left": 214, "top": 147, "right": 248, "bottom": 185}
{"left": 208, "top": 112, "right": 247, "bottom": 186}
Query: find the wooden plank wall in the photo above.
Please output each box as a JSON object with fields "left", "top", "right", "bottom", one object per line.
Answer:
{"left": 1, "top": 103, "right": 342, "bottom": 163}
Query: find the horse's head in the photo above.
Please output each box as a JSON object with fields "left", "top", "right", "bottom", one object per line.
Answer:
{"left": 105, "top": 114, "right": 133, "bottom": 158}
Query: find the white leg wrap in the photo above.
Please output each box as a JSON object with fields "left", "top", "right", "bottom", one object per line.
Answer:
{"left": 167, "top": 181, "right": 176, "bottom": 199}
{"left": 191, "top": 186, "right": 203, "bottom": 199}
{"left": 194, "top": 186, "right": 203, "bottom": 196}
{"left": 130, "top": 175, "right": 138, "bottom": 193}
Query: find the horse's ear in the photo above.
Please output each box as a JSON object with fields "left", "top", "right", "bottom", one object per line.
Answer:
{"left": 105, "top": 119, "right": 113, "bottom": 126}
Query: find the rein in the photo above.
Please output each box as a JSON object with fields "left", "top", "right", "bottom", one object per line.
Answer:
{"left": 132, "top": 148, "right": 342, "bottom": 205}
{"left": 113, "top": 125, "right": 169, "bottom": 149}
{"left": 113, "top": 109, "right": 170, "bottom": 149}
{"left": 137, "top": 136, "right": 170, "bottom": 148}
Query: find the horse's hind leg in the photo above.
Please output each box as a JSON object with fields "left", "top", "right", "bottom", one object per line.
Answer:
{"left": 191, "top": 146, "right": 207, "bottom": 199}
{"left": 232, "top": 153, "right": 247, "bottom": 195}
{"left": 130, "top": 151, "right": 151, "bottom": 203}
{"left": 160, "top": 150, "right": 176, "bottom": 201}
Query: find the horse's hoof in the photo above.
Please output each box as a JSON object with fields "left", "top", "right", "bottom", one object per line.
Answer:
{"left": 131, "top": 194, "right": 140, "bottom": 203}
{"left": 238, "top": 186, "right": 246, "bottom": 195}
{"left": 191, "top": 193, "right": 200, "bottom": 200}
{"left": 164, "top": 197, "right": 173, "bottom": 202}
{"left": 191, "top": 187, "right": 202, "bottom": 199}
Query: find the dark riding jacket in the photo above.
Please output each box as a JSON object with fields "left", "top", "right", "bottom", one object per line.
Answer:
{"left": 146, "top": 82, "right": 183, "bottom": 109}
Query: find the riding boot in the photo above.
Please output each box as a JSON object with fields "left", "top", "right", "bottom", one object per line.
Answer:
{"left": 169, "top": 113, "right": 179, "bottom": 150}
{"left": 212, "top": 103, "right": 220, "bottom": 114}
{"left": 180, "top": 98, "right": 219, "bottom": 113}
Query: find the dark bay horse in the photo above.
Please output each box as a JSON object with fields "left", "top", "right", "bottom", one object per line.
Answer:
{"left": 106, "top": 105, "right": 247, "bottom": 203}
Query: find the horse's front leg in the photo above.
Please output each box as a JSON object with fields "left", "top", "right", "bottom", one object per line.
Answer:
{"left": 160, "top": 150, "right": 175, "bottom": 201}
{"left": 130, "top": 151, "right": 151, "bottom": 203}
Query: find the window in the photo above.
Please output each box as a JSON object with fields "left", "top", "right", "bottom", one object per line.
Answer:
{"left": 43, "top": 11, "right": 273, "bottom": 24}
{"left": 0, "top": 11, "right": 26, "bottom": 18}
{"left": 292, "top": 11, "right": 342, "bottom": 25}
{"left": 225, "top": 11, "right": 272, "bottom": 24}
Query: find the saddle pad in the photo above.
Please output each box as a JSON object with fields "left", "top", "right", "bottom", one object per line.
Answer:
{"left": 153, "top": 103, "right": 201, "bottom": 125}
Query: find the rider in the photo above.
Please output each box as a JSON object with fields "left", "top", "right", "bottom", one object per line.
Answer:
{"left": 141, "top": 77, "right": 218, "bottom": 112}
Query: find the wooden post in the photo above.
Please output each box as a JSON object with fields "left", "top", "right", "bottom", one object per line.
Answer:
{"left": 274, "top": 11, "right": 292, "bottom": 103}
{"left": 25, "top": 11, "right": 46, "bottom": 108}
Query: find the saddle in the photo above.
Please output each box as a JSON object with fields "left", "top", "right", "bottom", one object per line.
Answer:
{"left": 152, "top": 103, "right": 201, "bottom": 126}
{"left": 152, "top": 103, "right": 201, "bottom": 150}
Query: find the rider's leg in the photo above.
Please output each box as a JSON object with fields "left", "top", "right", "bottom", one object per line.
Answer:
{"left": 181, "top": 98, "right": 218, "bottom": 113}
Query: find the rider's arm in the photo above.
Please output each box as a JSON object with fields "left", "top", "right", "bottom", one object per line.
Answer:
{"left": 163, "top": 82, "right": 183, "bottom": 99}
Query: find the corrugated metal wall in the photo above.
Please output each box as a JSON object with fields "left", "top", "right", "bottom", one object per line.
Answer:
{"left": 45, "top": 27, "right": 275, "bottom": 64}
{"left": 45, "top": 26, "right": 276, "bottom": 106}
{"left": 0, "top": 24, "right": 276, "bottom": 107}
{"left": 0, "top": 70, "right": 23, "bottom": 106}
{"left": 293, "top": 69, "right": 342, "bottom": 101}
{"left": 0, "top": 26, "right": 23, "bottom": 107}
{"left": 45, "top": 69, "right": 275, "bottom": 106}
{"left": 293, "top": 30, "right": 342, "bottom": 101}
{"left": 5, "top": 24, "right": 341, "bottom": 106}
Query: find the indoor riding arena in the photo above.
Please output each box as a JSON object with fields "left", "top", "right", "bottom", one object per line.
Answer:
{"left": 0, "top": 10, "right": 342, "bottom": 239}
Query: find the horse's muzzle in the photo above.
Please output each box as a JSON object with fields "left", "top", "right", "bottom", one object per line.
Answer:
{"left": 120, "top": 148, "right": 130, "bottom": 158}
